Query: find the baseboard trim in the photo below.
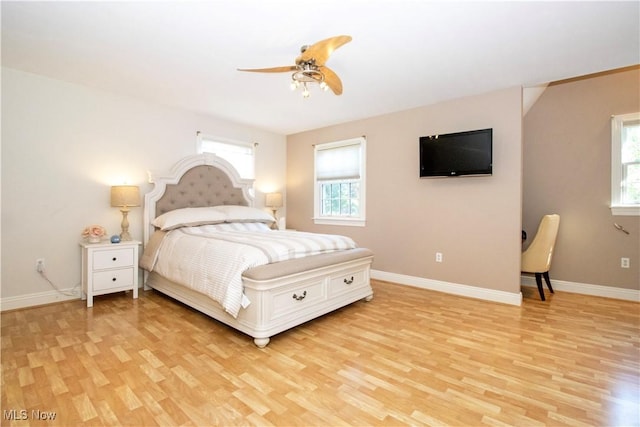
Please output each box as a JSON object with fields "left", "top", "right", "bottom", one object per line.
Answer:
{"left": 520, "top": 275, "right": 640, "bottom": 302}
{"left": 1, "top": 288, "right": 81, "bottom": 312}
{"left": 4, "top": 275, "right": 636, "bottom": 312}
{"left": 371, "top": 270, "right": 523, "bottom": 306}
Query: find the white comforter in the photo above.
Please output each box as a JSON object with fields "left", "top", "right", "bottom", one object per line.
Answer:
{"left": 149, "top": 224, "right": 357, "bottom": 317}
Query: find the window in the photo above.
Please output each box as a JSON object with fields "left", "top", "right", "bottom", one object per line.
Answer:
{"left": 611, "top": 113, "right": 640, "bottom": 215}
{"left": 314, "top": 137, "right": 366, "bottom": 226}
{"left": 197, "top": 133, "right": 255, "bottom": 179}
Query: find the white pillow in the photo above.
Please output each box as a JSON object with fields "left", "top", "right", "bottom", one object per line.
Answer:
{"left": 214, "top": 205, "right": 275, "bottom": 224}
{"left": 152, "top": 207, "right": 227, "bottom": 231}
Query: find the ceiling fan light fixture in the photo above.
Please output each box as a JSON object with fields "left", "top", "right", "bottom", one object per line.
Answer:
{"left": 291, "top": 65, "right": 327, "bottom": 98}
{"left": 238, "top": 35, "right": 351, "bottom": 98}
{"left": 291, "top": 67, "right": 329, "bottom": 98}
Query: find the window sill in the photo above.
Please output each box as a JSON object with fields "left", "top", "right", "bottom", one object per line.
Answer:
{"left": 313, "top": 217, "right": 366, "bottom": 227}
{"left": 611, "top": 205, "right": 640, "bottom": 216}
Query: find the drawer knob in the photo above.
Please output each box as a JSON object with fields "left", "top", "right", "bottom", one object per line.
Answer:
{"left": 112, "top": 277, "right": 117, "bottom": 282}
{"left": 344, "top": 276, "right": 354, "bottom": 285}
{"left": 292, "top": 291, "right": 307, "bottom": 301}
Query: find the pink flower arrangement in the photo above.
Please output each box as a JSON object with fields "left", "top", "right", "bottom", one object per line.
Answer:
{"left": 82, "top": 225, "right": 107, "bottom": 240}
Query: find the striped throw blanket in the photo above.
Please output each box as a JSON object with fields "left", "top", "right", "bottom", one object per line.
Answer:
{"left": 149, "top": 224, "right": 357, "bottom": 317}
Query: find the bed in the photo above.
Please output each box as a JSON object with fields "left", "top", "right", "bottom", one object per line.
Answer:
{"left": 140, "top": 153, "right": 374, "bottom": 347}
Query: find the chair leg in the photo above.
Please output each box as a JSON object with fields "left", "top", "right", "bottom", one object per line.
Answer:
{"left": 535, "top": 273, "right": 545, "bottom": 301}
{"left": 543, "top": 271, "right": 554, "bottom": 294}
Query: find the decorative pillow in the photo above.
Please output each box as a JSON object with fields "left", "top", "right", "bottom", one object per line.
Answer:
{"left": 152, "top": 207, "right": 227, "bottom": 231}
{"left": 214, "top": 205, "right": 275, "bottom": 224}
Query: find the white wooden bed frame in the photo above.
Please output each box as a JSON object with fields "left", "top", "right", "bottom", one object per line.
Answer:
{"left": 143, "top": 154, "right": 374, "bottom": 347}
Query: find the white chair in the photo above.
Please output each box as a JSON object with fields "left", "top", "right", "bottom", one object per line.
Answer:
{"left": 522, "top": 214, "right": 560, "bottom": 301}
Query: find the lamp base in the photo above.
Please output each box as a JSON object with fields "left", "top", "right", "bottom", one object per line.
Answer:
{"left": 270, "top": 209, "right": 279, "bottom": 230}
{"left": 120, "top": 208, "right": 132, "bottom": 241}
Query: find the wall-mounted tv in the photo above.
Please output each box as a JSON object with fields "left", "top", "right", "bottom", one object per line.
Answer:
{"left": 419, "top": 128, "right": 493, "bottom": 178}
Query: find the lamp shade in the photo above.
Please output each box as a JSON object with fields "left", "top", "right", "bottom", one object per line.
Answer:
{"left": 265, "top": 192, "right": 283, "bottom": 208}
{"left": 110, "top": 185, "right": 140, "bottom": 208}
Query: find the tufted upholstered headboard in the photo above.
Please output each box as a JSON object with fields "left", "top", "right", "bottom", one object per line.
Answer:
{"left": 155, "top": 165, "right": 249, "bottom": 216}
{"left": 143, "top": 153, "right": 255, "bottom": 247}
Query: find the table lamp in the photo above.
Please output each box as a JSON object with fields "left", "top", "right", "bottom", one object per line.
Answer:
{"left": 110, "top": 185, "right": 140, "bottom": 241}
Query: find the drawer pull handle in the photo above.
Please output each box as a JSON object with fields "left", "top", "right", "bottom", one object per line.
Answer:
{"left": 112, "top": 277, "right": 117, "bottom": 282}
{"left": 292, "top": 291, "right": 307, "bottom": 301}
{"left": 344, "top": 276, "right": 354, "bottom": 285}
{"left": 112, "top": 257, "right": 117, "bottom": 261}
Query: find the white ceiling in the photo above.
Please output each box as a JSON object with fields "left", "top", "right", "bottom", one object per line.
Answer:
{"left": 2, "top": 1, "right": 638, "bottom": 135}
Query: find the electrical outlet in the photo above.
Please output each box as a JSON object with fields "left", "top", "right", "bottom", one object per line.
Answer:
{"left": 36, "top": 258, "right": 45, "bottom": 272}
{"left": 435, "top": 252, "right": 443, "bottom": 263}
{"left": 621, "top": 257, "right": 630, "bottom": 269}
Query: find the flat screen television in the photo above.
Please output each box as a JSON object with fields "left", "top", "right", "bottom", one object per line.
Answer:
{"left": 419, "top": 128, "right": 492, "bottom": 177}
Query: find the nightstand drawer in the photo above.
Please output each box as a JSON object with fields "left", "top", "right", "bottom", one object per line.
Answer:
{"left": 93, "top": 267, "right": 135, "bottom": 291}
{"left": 93, "top": 248, "right": 134, "bottom": 270}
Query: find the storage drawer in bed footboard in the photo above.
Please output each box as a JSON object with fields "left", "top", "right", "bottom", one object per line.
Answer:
{"left": 232, "top": 252, "right": 373, "bottom": 347}
{"left": 328, "top": 267, "right": 369, "bottom": 298}
{"left": 270, "top": 279, "right": 326, "bottom": 321}
{"left": 241, "top": 256, "right": 373, "bottom": 335}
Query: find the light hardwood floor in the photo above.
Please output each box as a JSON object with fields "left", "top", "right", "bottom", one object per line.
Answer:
{"left": 2, "top": 280, "right": 639, "bottom": 426}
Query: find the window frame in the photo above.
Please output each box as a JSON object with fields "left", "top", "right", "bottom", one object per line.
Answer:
{"left": 313, "top": 136, "right": 367, "bottom": 227}
{"left": 196, "top": 132, "right": 256, "bottom": 180}
{"left": 611, "top": 112, "right": 640, "bottom": 216}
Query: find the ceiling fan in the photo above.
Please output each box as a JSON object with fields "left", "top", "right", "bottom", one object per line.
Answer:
{"left": 238, "top": 35, "right": 352, "bottom": 98}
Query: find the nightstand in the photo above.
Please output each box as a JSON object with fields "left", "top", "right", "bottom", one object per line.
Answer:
{"left": 80, "top": 240, "right": 141, "bottom": 307}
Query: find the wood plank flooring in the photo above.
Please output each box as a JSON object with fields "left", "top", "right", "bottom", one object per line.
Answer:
{"left": 2, "top": 280, "right": 639, "bottom": 426}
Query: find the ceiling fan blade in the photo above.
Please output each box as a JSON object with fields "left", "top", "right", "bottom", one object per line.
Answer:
{"left": 320, "top": 66, "right": 343, "bottom": 95}
{"left": 237, "top": 65, "right": 297, "bottom": 73}
{"left": 296, "top": 35, "right": 352, "bottom": 66}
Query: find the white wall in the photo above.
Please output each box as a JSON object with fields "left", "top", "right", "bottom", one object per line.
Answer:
{"left": 1, "top": 67, "right": 286, "bottom": 306}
